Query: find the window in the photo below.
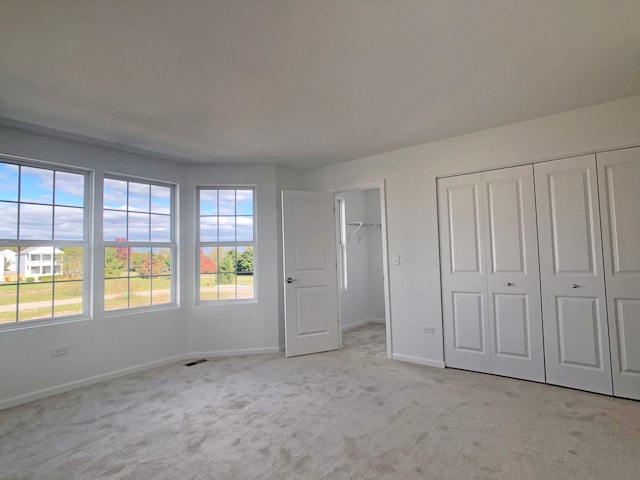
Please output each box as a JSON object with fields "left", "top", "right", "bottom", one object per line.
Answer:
{"left": 103, "top": 177, "right": 175, "bottom": 311}
{"left": 197, "top": 187, "right": 255, "bottom": 302}
{"left": 0, "top": 159, "right": 88, "bottom": 325}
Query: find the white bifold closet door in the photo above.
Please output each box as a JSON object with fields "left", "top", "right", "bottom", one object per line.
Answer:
{"left": 439, "top": 165, "right": 545, "bottom": 382}
{"left": 535, "top": 155, "right": 612, "bottom": 395}
{"left": 597, "top": 147, "right": 640, "bottom": 400}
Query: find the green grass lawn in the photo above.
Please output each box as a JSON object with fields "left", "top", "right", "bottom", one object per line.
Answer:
{"left": 0, "top": 301, "right": 84, "bottom": 324}
{"left": 0, "top": 274, "right": 255, "bottom": 323}
{"left": 0, "top": 281, "right": 83, "bottom": 306}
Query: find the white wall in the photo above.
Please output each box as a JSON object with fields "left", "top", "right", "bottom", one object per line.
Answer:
{"left": 302, "top": 95, "right": 640, "bottom": 368}
{"left": 0, "top": 126, "right": 188, "bottom": 409}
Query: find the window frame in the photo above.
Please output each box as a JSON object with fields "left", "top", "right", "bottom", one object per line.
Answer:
{"left": 196, "top": 185, "right": 257, "bottom": 304}
{"left": 102, "top": 174, "right": 177, "bottom": 313}
{"left": 0, "top": 154, "right": 92, "bottom": 328}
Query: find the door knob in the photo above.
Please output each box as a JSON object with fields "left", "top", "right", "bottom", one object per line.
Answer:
{"left": 506, "top": 282, "right": 514, "bottom": 286}
{"left": 286, "top": 277, "right": 297, "bottom": 284}
{"left": 572, "top": 284, "right": 580, "bottom": 288}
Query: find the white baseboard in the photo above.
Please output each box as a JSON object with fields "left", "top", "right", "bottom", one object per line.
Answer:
{"left": 341, "top": 318, "right": 385, "bottom": 331}
{"left": 187, "top": 346, "right": 281, "bottom": 358}
{"left": 392, "top": 353, "right": 445, "bottom": 369}
{"left": 0, "top": 353, "right": 188, "bottom": 411}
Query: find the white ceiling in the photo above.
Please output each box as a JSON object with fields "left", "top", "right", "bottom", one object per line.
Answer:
{"left": 1, "top": 1, "right": 639, "bottom": 170}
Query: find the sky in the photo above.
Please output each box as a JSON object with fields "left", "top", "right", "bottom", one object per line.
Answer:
{"left": 1, "top": 162, "right": 254, "bottom": 244}
{"left": 0, "top": 162, "right": 84, "bottom": 240}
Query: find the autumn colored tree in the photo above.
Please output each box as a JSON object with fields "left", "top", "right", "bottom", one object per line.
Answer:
{"left": 137, "top": 254, "right": 170, "bottom": 277}
{"left": 114, "top": 237, "right": 128, "bottom": 264}
{"left": 200, "top": 248, "right": 217, "bottom": 273}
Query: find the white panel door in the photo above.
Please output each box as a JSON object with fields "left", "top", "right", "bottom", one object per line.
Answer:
{"left": 535, "top": 155, "right": 612, "bottom": 394}
{"left": 598, "top": 147, "right": 640, "bottom": 400}
{"left": 282, "top": 190, "right": 339, "bottom": 357}
{"left": 483, "top": 166, "right": 545, "bottom": 382}
{"left": 438, "top": 173, "right": 491, "bottom": 373}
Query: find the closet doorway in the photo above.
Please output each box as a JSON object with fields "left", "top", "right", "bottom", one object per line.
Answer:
{"left": 334, "top": 182, "right": 392, "bottom": 358}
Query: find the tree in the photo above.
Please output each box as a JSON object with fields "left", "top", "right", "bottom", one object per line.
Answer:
{"left": 114, "top": 237, "right": 128, "bottom": 264}
{"left": 60, "top": 247, "right": 83, "bottom": 280}
{"left": 237, "top": 248, "right": 253, "bottom": 274}
{"left": 131, "top": 251, "right": 150, "bottom": 276}
{"left": 219, "top": 250, "right": 237, "bottom": 284}
{"left": 200, "top": 249, "right": 217, "bottom": 273}
{"left": 104, "top": 248, "right": 124, "bottom": 277}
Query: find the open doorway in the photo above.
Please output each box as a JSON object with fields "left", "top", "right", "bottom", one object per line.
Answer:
{"left": 335, "top": 182, "right": 391, "bottom": 358}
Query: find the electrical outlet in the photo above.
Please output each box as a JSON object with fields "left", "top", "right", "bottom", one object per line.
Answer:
{"left": 423, "top": 326, "right": 435, "bottom": 335}
{"left": 51, "top": 345, "right": 69, "bottom": 357}
{"left": 392, "top": 255, "right": 400, "bottom": 266}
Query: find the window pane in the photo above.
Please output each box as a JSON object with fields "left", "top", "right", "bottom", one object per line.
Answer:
{"left": 55, "top": 171, "right": 84, "bottom": 207}
{"left": 129, "top": 275, "right": 151, "bottom": 308}
{"left": 150, "top": 214, "right": 171, "bottom": 242}
{"left": 237, "top": 246, "right": 254, "bottom": 300}
{"left": 0, "top": 202, "right": 18, "bottom": 239}
{"left": 54, "top": 281, "right": 83, "bottom": 318}
{"left": 103, "top": 210, "right": 127, "bottom": 241}
{"left": 58, "top": 247, "right": 83, "bottom": 280}
{"left": 200, "top": 216, "right": 218, "bottom": 242}
{"left": 130, "top": 248, "right": 151, "bottom": 277}
{"left": 19, "top": 204, "right": 53, "bottom": 240}
{"left": 1, "top": 248, "right": 18, "bottom": 281}
{"left": 200, "top": 189, "right": 218, "bottom": 215}
{"left": 0, "top": 284, "right": 17, "bottom": 324}
{"left": 199, "top": 247, "right": 218, "bottom": 274}
{"left": 18, "top": 281, "right": 52, "bottom": 322}
{"left": 218, "top": 190, "right": 235, "bottom": 215}
{"left": 151, "top": 185, "right": 171, "bottom": 214}
{"left": 105, "top": 246, "right": 128, "bottom": 278}
{"left": 236, "top": 216, "right": 254, "bottom": 242}
{"left": 151, "top": 248, "right": 171, "bottom": 276}
{"left": 128, "top": 212, "right": 150, "bottom": 241}
{"left": 104, "top": 178, "right": 127, "bottom": 210}
{"left": 128, "top": 182, "right": 150, "bottom": 212}
{"left": 54, "top": 206, "right": 84, "bottom": 240}
{"left": 200, "top": 274, "right": 218, "bottom": 301}
{"left": 219, "top": 247, "right": 237, "bottom": 299}
{"left": 0, "top": 163, "right": 19, "bottom": 202}
{"left": 105, "top": 278, "right": 129, "bottom": 310}
{"left": 219, "top": 216, "right": 236, "bottom": 241}
{"left": 151, "top": 276, "right": 171, "bottom": 305}
{"left": 236, "top": 246, "right": 253, "bottom": 274}
{"left": 236, "top": 190, "right": 253, "bottom": 215}
{"left": 237, "top": 273, "right": 254, "bottom": 299}
{"left": 20, "top": 166, "right": 53, "bottom": 204}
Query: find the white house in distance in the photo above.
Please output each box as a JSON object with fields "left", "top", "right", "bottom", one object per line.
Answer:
{"left": 1, "top": 249, "right": 17, "bottom": 281}
{"left": 18, "top": 247, "right": 63, "bottom": 280}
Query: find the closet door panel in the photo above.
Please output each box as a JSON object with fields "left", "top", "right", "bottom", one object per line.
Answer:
{"left": 438, "top": 174, "right": 491, "bottom": 373}
{"left": 598, "top": 147, "right": 640, "bottom": 400}
{"left": 493, "top": 293, "right": 529, "bottom": 357}
{"left": 484, "top": 166, "right": 544, "bottom": 382}
{"left": 535, "top": 155, "right": 612, "bottom": 394}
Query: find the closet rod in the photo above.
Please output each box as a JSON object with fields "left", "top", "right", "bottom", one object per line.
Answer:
{"left": 346, "top": 221, "right": 382, "bottom": 241}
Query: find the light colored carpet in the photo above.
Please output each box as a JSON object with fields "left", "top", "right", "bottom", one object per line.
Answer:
{"left": 1, "top": 323, "right": 639, "bottom": 479}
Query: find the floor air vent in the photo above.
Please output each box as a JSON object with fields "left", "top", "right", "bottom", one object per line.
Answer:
{"left": 184, "top": 359, "right": 208, "bottom": 367}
